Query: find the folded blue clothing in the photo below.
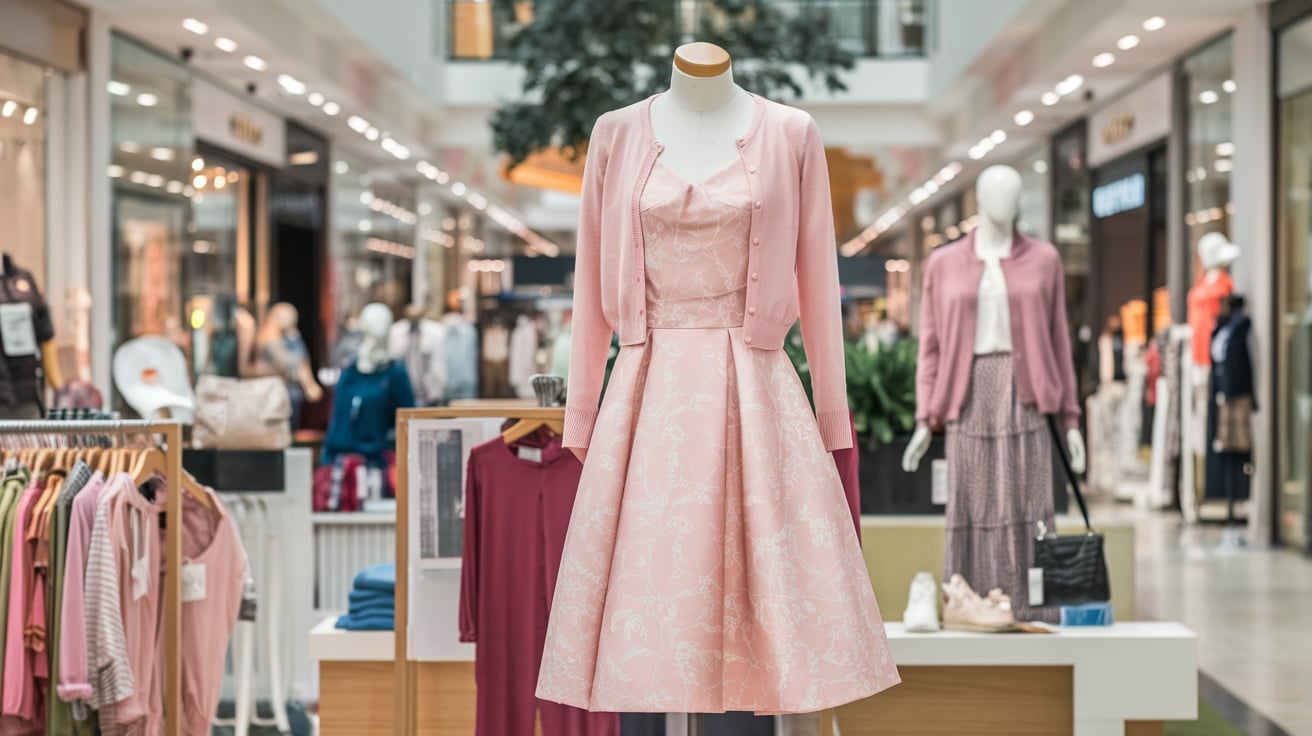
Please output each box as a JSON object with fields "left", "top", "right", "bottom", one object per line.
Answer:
{"left": 347, "top": 599, "right": 395, "bottom": 617}
{"left": 1060, "top": 602, "right": 1114, "bottom": 626}
{"left": 352, "top": 563, "right": 395, "bottom": 594}
{"left": 348, "top": 589, "right": 395, "bottom": 609}
{"left": 336, "top": 611, "right": 395, "bottom": 631}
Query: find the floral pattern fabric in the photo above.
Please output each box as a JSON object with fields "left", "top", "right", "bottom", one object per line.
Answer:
{"left": 536, "top": 161, "right": 899, "bottom": 713}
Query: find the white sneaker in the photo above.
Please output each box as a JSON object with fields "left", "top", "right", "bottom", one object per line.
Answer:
{"left": 903, "top": 572, "right": 941, "bottom": 632}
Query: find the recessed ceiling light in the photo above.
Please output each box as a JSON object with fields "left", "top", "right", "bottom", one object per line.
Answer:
{"left": 1216, "top": 141, "right": 1235, "bottom": 156}
{"left": 348, "top": 115, "right": 369, "bottom": 133}
{"left": 990, "top": 129, "right": 1007, "bottom": 144}
{"left": 1222, "top": 79, "right": 1236, "bottom": 93}
{"left": 1033, "top": 159, "right": 1049, "bottom": 174}
{"left": 307, "top": 92, "right": 325, "bottom": 107}
{"left": 1199, "top": 89, "right": 1219, "bottom": 104}
{"left": 322, "top": 101, "right": 340, "bottom": 116}
{"left": 1041, "top": 91, "right": 1060, "bottom": 106}
{"left": 182, "top": 18, "right": 209, "bottom": 35}
{"left": 1, "top": 100, "right": 17, "bottom": 118}
{"left": 136, "top": 93, "right": 158, "bottom": 107}
{"left": 243, "top": 55, "right": 267, "bottom": 71}
{"left": 107, "top": 165, "right": 125, "bottom": 178}
{"left": 277, "top": 74, "right": 306, "bottom": 95}
{"left": 146, "top": 174, "right": 165, "bottom": 188}
{"left": 150, "top": 147, "right": 175, "bottom": 161}
{"left": 19, "top": 106, "right": 36, "bottom": 125}
{"left": 119, "top": 141, "right": 142, "bottom": 153}
{"left": 1055, "top": 74, "right": 1085, "bottom": 96}
{"left": 968, "top": 146, "right": 986, "bottom": 161}
{"left": 130, "top": 170, "right": 148, "bottom": 184}
{"left": 191, "top": 157, "right": 205, "bottom": 172}
{"left": 334, "top": 160, "right": 349, "bottom": 174}
{"left": 107, "top": 80, "right": 131, "bottom": 96}
{"left": 166, "top": 180, "right": 184, "bottom": 194}
{"left": 1143, "top": 16, "right": 1166, "bottom": 32}
{"left": 1093, "top": 52, "right": 1116, "bottom": 68}
{"left": 214, "top": 37, "right": 237, "bottom": 53}
{"left": 1014, "top": 109, "right": 1035, "bottom": 126}
{"left": 365, "top": 126, "right": 379, "bottom": 141}
{"left": 1117, "top": 34, "right": 1140, "bottom": 50}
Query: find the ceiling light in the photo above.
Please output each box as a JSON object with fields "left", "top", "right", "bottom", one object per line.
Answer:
{"left": 358, "top": 219, "right": 372, "bottom": 233}
{"left": 243, "top": 55, "right": 267, "bottom": 71}
{"left": 136, "top": 93, "right": 158, "bottom": 107}
{"left": 451, "top": 182, "right": 467, "bottom": 196}
{"left": 969, "top": 146, "right": 986, "bottom": 161}
{"left": 191, "top": 157, "right": 204, "bottom": 172}
{"left": 289, "top": 150, "right": 319, "bottom": 166}
{"left": 1216, "top": 142, "right": 1235, "bottom": 156}
{"left": 107, "top": 80, "right": 131, "bottom": 96}
{"left": 1014, "top": 109, "right": 1034, "bottom": 126}
{"left": 214, "top": 37, "right": 237, "bottom": 53}
{"left": 130, "top": 170, "right": 148, "bottom": 184}
{"left": 1143, "top": 16, "right": 1166, "bottom": 32}
{"left": 1033, "top": 159, "right": 1049, "bottom": 174}
{"left": 335, "top": 160, "right": 349, "bottom": 174}
{"left": 149, "top": 147, "right": 175, "bottom": 161}
{"left": 307, "top": 92, "right": 324, "bottom": 107}
{"left": 347, "top": 115, "right": 369, "bottom": 133}
{"left": 1199, "top": 90, "right": 1219, "bottom": 105}
{"left": 1214, "top": 159, "right": 1234, "bottom": 173}
{"left": 166, "top": 180, "right": 184, "bottom": 194}
{"left": 277, "top": 74, "right": 306, "bottom": 95}
{"left": 1055, "top": 74, "right": 1085, "bottom": 96}
{"left": 360, "top": 191, "right": 373, "bottom": 205}
{"left": 1117, "top": 34, "right": 1140, "bottom": 50}
{"left": 182, "top": 18, "right": 209, "bottom": 35}
{"left": 1222, "top": 79, "right": 1236, "bottom": 93}
{"left": 119, "top": 141, "right": 142, "bottom": 154}
{"left": 145, "top": 174, "right": 165, "bottom": 188}
{"left": 990, "top": 129, "right": 1007, "bottom": 144}
{"left": 365, "top": 126, "right": 379, "bottom": 141}
{"left": 1041, "top": 91, "right": 1060, "bottom": 106}
{"left": 322, "top": 101, "right": 340, "bottom": 116}
{"left": 107, "top": 165, "right": 125, "bottom": 178}
{"left": 0, "top": 101, "right": 16, "bottom": 118}
{"left": 192, "top": 174, "right": 207, "bottom": 188}
{"left": 1092, "top": 52, "right": 1115, "bottom": 68}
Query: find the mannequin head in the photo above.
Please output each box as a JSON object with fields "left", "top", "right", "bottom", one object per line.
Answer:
{"left": 674, "top": 42, "right": 731, "bottom": 79}
{"left": 1197, "top": 232, "right": 1241, "bottom": 272}
{"left": 976, "top": 165, "right": 1022, "bottom": 228}
{"left": 270, "top": 302, "right": 299, "bottom": 331}
{"left": 360, "top": 303, "right": 394, "bottom": 340}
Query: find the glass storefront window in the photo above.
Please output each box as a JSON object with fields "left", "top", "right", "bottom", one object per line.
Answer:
{"left": 1017, "top": 147, "right": 1050, "bottom": 240}
{"left": 1277, "top": 14, "right": 1312, "bottom": 549}
{"left": 0, "top": 52, "right": 47, "bottom": 288}
{"left": 110, "top": 34, "right": 193, "bottom": 355}
{"left": 187, "top": 148, "right": 251, "bottom": 378}
{"left": 1182, "top": 35, "right": 1235, "bottom": 276}
{"left": 1051, "top": 122, "right": 1092, "bottom": 398}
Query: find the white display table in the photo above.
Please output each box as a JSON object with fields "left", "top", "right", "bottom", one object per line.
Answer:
{"left": 310, "top": 618, "right": 1197, "bottom": 736}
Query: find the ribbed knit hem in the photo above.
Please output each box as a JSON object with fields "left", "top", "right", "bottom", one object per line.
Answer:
{"left": 563, "top": 406, "right": 600, "bottom": 449}
{"left": 816, "top": 410, "right": 852, "bottom": 451}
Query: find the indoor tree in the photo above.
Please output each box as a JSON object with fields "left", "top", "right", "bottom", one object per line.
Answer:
{"left": 489, "top": 0, "right": 856, "bottom": 169}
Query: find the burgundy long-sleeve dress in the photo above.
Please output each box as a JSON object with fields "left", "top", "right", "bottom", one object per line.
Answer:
{"left": 458, "top": 435, "right": 619, "bottom": 736}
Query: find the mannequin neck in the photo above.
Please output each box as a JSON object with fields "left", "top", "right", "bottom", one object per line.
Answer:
{"left": 974, "top": 217, "right": 1015, "bottom": 260}
{"left": 1204, "top": 267, "right": 1228, "bottom": 284}
{"left": 667, "top": 64, "right": 740, "bottom": 111}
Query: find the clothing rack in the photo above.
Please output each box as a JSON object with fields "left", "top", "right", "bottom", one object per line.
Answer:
{"left": 393, "top": 405, "right": 562, "bottom": 734}
{"left": 0, "top": 419, "right": 185, "bottom": 736}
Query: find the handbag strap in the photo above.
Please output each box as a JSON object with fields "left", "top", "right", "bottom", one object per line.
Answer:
{"left": 1046, "top": 415, "right": 1094, "bottom": 534}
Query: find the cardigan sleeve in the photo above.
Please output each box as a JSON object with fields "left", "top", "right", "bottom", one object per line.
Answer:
{"left": 1048, "top": 256, "right": 1082, "bottom": 430}
{"left": 795, "top": 117, "right": 852, "bottom": 452}
{"left": 562, "top": 121, "right": 615, "bottom": 449}
{"left": 915, "top": 252, "right": 941, "bottom": 426}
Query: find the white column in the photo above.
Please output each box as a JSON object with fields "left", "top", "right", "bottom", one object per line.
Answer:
{"left": 1230, "top": 3, "right": 1275, "bottom": 546}
{"left": 87, "top": 13, "right": 115, "bottom": 397}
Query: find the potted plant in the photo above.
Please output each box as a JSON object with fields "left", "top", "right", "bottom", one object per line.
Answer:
{"left": 786, "top": 335, "right": 946, "bottom": 514}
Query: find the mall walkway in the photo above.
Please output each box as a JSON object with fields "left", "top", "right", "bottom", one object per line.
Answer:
{"left": 1122, "top": 507, "right": 1312, "bottom": 735}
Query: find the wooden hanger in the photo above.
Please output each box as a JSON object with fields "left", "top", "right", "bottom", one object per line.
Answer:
{"left": 502, "top": 415, "right": 564, "bottom": 445}
{"left": 128, "top": 446, "right": 214, "bottom": 511}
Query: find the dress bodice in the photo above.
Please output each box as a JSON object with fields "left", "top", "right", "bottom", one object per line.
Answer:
{"left": 639, "top": 161, "right": 752, "bottom": 329}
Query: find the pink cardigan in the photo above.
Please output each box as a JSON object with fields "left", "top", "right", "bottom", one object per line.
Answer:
{"left": 564, "top": 93, "right": 851, "bottom": 451}
{"left": 916, "top": 229, "right": 1082, "bottom": 430}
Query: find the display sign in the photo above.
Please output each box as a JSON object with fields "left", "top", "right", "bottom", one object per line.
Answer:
{"left": 1092, "top": 173, "right": 1146, "bottom": 218}
{"left": 1087, "top": 72, "right": 1172, "bottom": 168}
{"left": 191, "top": 79, "right": 284, "bottom": 167}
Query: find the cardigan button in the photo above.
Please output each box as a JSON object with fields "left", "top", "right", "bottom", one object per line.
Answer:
{"left": 744, "top": 336, "right": 753, "bottom": 344}
{"left": 750, "top": 272, "right": 759, "bottom": 281}
{"left": 754, "top": 201, "right": 762, "bottom": 209}
{"left": 748, "top": 165, "right": 757, "bottom": 173}
{"left": 752, "top": 236, "right": 760, "bottom": 245}
{"left": 748, "top": 307, "right": 757, "bottom": 315}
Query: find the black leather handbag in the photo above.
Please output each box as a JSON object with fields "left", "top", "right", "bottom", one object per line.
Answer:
{"left": 1032, "top": 416, "right": 1111, "bottom": 607}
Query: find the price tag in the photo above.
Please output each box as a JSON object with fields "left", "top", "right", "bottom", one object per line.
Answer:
{"left": 518, "top": 446, "right": 543, "bottom": 463}
{"left": 1028, "top": 567, "right": 1045, "bottom": 606}
{"left": 931, "top": 459, "right": 948, "bottom": 506}
{"left": 0, "top": 303, "right": 38, "bottom": 356}
{"left": 182, "top": 562, "right": 208, "bottom": 602}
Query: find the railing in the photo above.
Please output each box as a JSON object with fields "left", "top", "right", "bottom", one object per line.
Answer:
{"left": 445, "top": 0, "right": 932, "bottom": 61}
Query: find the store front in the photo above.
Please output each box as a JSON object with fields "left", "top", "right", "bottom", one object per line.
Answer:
{"left": 1275, "top": 0, "right": 1312, "bottom": 550}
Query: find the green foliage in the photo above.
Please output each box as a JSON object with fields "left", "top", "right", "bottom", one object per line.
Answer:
{"left": 845, "top": 339, "right": 919, "bottom": 446}
{"left": 490, "top": 0, "right": 856, "bottom": 168}
{"left": 783, "top": 332, "right": 919, "bottom": 447}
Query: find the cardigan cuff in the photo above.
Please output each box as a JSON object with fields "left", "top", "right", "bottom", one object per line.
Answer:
{"left": 562, "top": 406, "right": 600, "bottom": 449}
{"left": 816, "top": 410, "right": 853, "bottom": 452}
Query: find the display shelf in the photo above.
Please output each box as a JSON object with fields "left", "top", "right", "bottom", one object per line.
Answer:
{"left": 309, "top": 617, "right": 393, "bottom": 662}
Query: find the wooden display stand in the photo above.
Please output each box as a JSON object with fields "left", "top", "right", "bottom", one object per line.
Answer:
{"left": 310, "top": 407, "right": 1198, "bottom": 736}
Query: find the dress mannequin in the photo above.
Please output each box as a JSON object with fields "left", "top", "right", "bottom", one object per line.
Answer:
{"left": 254, "top": 303, "right": 323, "bottom": 429}
{"left": 903, "top": 166, "right": 1086, "bottom": 473}
{"left": 322, "top": 302, "right": 415, "bottom": 465}
{"left": 648, "top": 42, "right": 756, "bottom": 185}
{"left": 1188, "top": 232, "right": 1240, "bottom": 369}
{"left": 356, "top": 302, "right": 394, "bottom": 374}
{"left": 0, "top": 253, "right": 62, "bottom": 416}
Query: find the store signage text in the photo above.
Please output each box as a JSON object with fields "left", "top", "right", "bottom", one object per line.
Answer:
{"left": 228, "top": 115, "right": 263, "bottom": 146}
{"left": 1092, "top": 173, "right": 1145, "bottom": 218}
{"left": 1102, "top": 112, "right": 1134, "bottom": 145}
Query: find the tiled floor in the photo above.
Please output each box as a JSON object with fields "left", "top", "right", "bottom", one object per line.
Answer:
{"left": 1113, "top": 505, "right": 1312, "bottom": 735}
